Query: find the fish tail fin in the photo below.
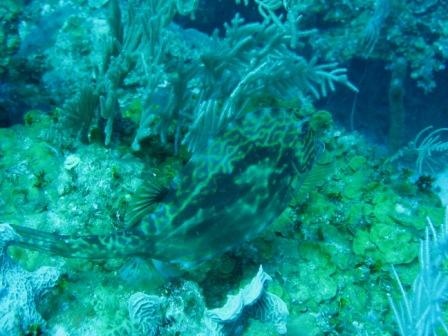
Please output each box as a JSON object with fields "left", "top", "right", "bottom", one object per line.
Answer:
{"left": 9, "top": 224, "right": 151, "bottom": 259}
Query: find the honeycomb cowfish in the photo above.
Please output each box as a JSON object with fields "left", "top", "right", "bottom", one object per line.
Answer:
{"left": 10, "top": 108, "right": 319, "bottom": 269}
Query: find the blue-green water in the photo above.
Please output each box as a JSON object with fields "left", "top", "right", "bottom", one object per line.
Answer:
{"left": 1, "top": 1, "right": 448, "bottom": 335}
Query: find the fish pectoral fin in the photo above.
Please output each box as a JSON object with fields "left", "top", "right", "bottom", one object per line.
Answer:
{"left": 151, "top": 259, "right": 185, "bottom": 279}
{"left": 126, "top": 176, "right": 171, "bottom": 228}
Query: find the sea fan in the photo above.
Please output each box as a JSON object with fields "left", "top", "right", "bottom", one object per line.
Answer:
{"left": 389, "top": 210, "right": 448, "bottom": 335}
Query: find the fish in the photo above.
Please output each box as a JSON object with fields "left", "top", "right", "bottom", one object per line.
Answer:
{"left": 9, "top": 107, "right": 319, "bottom": 269}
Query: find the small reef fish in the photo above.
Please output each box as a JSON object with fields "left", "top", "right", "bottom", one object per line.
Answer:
{"left": 10, "top": 108, "right": 319, "bottom": 269}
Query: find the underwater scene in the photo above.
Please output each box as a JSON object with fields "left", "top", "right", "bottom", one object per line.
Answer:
{"left": 1, "top": 0, "right": 448, "bottom": 335}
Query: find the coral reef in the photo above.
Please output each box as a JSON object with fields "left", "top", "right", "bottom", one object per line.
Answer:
{"left": 0, "top": 0, "right": 447, "bottom": 335}
{"left": 0, "top": 96, "right": 445, "bottom": 335}
{"left": 128, "top": 292, "right": 165, "bottom": 336}
{"left": 204, "top": 266, "right": 288, "bottom": 336}
{"left": 128, "top": 280, "right": 205, "bottom": 336}
{"left": 127, "top": 266, "right": 287, "bottom": 336}
{"left": 0, "top": 224, "right": 60, "bottom": 335}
